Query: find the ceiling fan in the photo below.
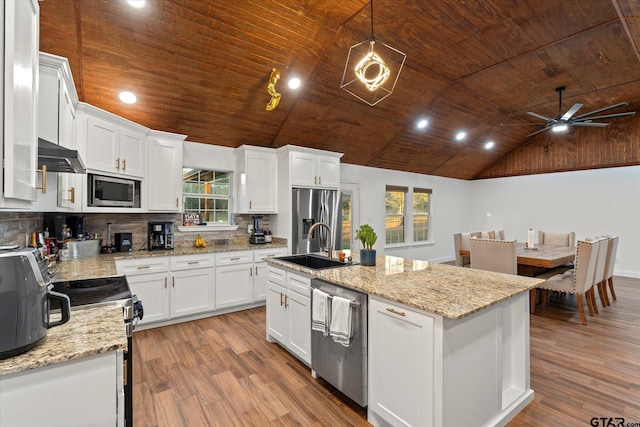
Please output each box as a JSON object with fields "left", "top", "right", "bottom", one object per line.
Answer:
{"left": 502, "top": 87, "right": 636, "bottom": 137}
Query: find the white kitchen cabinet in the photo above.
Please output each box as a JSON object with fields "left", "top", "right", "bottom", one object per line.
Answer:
{"left": 368, "top": 296, "right": 437, "bottom": 427}
{"left": 368, "top": 293, "right": 533, "bottom": 427}
{"left": 0, "top": 351, "right": 124, "bottom": 427}
{"left": 235, "top": 145, "right": 278, "bottom": 213}
{"left": 85, "top": 113, "right": 146, "bottom": 178}
{"left": 215, "top": 250, "right": 254, "bottom": 309}
{"left": 0, "top": 0, "right": 39, "bottom": 207}
{"left": 290, "top": 150, "right": 340, "bottom": 189}
{"left": 116, "top": 257, "right": 171, "bottom": 325}
{"left": 37, "top": 52, "right": 81, "bottom": 211}
{"left": 147, "top": 131, "right": 185, "bottom": 212}
{"left": 253, "top": 247, "right": 288, "bottom": 301}
{"left": 170, "top": 253, "right": 215, "bottom": 317}
{"left": 266, "top": 266, "right": 311, "bottom": 365}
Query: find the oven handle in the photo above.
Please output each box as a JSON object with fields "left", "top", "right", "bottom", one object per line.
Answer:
{"left": 47, "top": 290, "right": 71, "bottom": 328}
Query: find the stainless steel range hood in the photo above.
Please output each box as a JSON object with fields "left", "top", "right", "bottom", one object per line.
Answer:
{"left": 37, "top": 138, "right": 86, "bottom": 174}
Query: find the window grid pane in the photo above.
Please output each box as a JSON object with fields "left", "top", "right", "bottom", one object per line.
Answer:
{"left": 386, "top": 190, "right": 406, "bottom": 245}
{"left": 413, "top": 214, "right": 429, "bottom": 242}
{"left": 183, "top": 168, "right": 231, "bottom": 223}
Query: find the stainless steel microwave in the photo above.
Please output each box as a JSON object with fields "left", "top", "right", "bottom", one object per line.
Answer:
{"left": 88, "top": 174, "right": 140, "bottom": 207}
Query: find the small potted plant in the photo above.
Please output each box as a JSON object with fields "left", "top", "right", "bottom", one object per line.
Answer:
{"left": 356, "top": 224, "right": 378, "bottom": 266}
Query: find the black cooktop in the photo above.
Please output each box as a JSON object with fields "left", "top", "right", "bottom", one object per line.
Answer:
{"left": 51, "top": 276, "right": 132, "bottom": 307}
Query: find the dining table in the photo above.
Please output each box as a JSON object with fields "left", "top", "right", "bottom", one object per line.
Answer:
{"left": 459, "top": 243, "right": 576, "bottom": 313}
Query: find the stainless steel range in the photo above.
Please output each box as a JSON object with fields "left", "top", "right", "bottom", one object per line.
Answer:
{"left": 51, "top": 276, "right": 143, "bottom": 427}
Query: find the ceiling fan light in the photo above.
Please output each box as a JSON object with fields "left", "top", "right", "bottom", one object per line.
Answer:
{"left": 552, "top": 123, "right": 568, "bottom": 132}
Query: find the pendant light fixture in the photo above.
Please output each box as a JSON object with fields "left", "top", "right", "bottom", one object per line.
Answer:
{"left": 340, "top": 0, "right": 406, "bottom": 106}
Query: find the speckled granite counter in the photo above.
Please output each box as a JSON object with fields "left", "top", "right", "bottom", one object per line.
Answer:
{"left": 267, "top": 254, "right": 543, "bottom": 319}
{"left": 0, "top": 305, "right": 127, "bottom": 377}
{"left": 52, "top": 241, "right": 288, "bottom": 281}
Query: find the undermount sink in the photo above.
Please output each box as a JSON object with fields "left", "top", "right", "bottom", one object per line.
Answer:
{"left": 275, "top": 254, "right": 351, "bottom": 270}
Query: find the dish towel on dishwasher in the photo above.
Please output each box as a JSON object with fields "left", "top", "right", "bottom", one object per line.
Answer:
{"left": 312, "top": 288, "right": 330, "bottom": 336}
{"left": 330, "top": 296, "right": 353, "bottom": 347}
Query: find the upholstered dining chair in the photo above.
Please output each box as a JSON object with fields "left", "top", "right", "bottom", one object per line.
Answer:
{"left": 536, "top": 238, "right": 601, "bottom": 325}
{"left": 453, "top": 233, "right": 471, "bottom": 267}
{"left": 599, "top": 235, "right": 619, "bottom": 306}
{"left": 537, "top": 230, "right": 576, "bottom": 247}
{"left": 590, "top": 238, "right": 610, "bottom": 313}
{"left": 469, "top": 238, "right": 517, "bottom": 274}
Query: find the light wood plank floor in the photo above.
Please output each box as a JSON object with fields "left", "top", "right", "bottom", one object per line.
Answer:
{"left": 133, "top": 276, "right": 640, "bottom": 426}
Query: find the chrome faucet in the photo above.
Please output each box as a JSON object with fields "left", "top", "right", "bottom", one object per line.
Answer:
{"left": 307, "top": 222, "right": 333, "bottom": 259}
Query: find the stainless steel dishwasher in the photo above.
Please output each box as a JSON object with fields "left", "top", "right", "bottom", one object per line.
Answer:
{"left": 310, "top": 278, "right": 367, "bottom": 407}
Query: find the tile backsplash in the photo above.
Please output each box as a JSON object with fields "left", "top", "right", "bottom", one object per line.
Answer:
{"left": 0, "top": 212, "right": 275, "bottom": 249}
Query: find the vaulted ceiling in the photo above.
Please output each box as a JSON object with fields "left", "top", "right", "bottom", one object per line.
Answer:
{"left": 39, "top": 0, "right": 640, "bottom": 180}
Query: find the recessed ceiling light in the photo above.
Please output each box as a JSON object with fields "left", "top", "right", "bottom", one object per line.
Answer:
{"left": 127, "top": 0, "right": 146, "bottom": 8}
{"left": 454, "top": 131, "right": 466, "bottom": 141}
{"left": 416, "top": 119, "right": 428, "bottom": 129}
{"left": 119, "top": 91, "right": 137, "bottom": 104}
{"left": 484, "top": 141, "right": 495, "bottom": 150}
{"left": 288, "top": 78, "right": 301, "bottom": 90}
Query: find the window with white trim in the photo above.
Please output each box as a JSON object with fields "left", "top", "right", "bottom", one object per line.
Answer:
{"left": 182, "top": 168, "right": 231, "bottom": 224}
{"left": 385, "top": 185, "right": 432, "bottom": 246}
{"left": 385, "top": 185, "right": 407, "bottom": 245}
{"left": 413, "top": 188, "right": 431, "bottom": 242}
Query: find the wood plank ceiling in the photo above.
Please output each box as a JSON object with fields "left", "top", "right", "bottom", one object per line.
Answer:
{"left": 39, "top": 0, "right": 640, "bottom": 180}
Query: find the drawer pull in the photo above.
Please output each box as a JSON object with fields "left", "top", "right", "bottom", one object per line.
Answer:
{"left": 230, "top": 257, "right": 241, "bottom": 261}
{"left": 386, "top": 308, "right": 406, "bottom": 317}
{"left": 187, "top": 261, "right": 200, "bottom": 265}
{"left": 137, "top": 265, "right": 151, "bottom": 270}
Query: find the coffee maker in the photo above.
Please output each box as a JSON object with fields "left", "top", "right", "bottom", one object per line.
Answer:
{"left": 249, "top": 216, "right": 266, "bottom": 244}
{"left": 148, "top": 222, "right": 174, "bottom": 251}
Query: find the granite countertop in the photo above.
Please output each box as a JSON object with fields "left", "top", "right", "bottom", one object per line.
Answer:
{"left": 53, "top": 241, "right": 288, "bottom": 281}
{"left": 0, "top": 305, "right": 127, "bottom": 377}
{"left": 266, "top": 253, "right": 544, "bottom": 320}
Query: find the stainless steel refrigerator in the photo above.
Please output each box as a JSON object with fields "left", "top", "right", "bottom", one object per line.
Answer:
{"left": 292, "top": 188, "right": 342, "bottom": 255}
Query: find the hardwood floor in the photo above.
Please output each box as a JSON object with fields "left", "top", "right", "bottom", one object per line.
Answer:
{"left": 133, "top": 276, "right": 640, "bottom": 426}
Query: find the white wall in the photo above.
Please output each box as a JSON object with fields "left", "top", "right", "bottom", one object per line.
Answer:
{"left": 341, "top": 163, "right": 640, "bottom": 277}
{"left": 340, "top": 163, "right": 471, "bottom": 263}
{"left": 469, "top": 166, "right": 640, "bottom": 278}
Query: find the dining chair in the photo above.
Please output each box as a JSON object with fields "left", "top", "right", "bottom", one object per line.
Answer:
{"left": 453, "top": 233, "right": 471, "bottom": 267}
{"left": 599, "top": 235, "right": 619, "bottom": 306}
{"left": 469, "top": 238, "right": 517, "bottom": 274}
{"left": 536, "top": 238, "right": 601, "bottom": 325}
{"left": 590, "top": 237, "right": 609, "bottom": 313}
{"left": 536, "top": 230, "right": 576, "bottom": 247}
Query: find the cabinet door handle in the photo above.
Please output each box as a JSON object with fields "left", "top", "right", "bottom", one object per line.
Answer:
{"left": 386, "top": 308, "right": 406, "bottom": 317}
{"left": 250, "top": 267, "right": 253, "bottom": 276}
{"left": 187, "top": 261, "right": 199, "bottom": 265}
{"left": 176, "top": 198, "right": 178, "bottom": 208}
{"left": 137, "top": 265, "right": 151, "bottom": 270}
{"left": 116, "top": 158, "right": 120, "bottom": 170}
{"left": 64, "top": 187, "right": 75, "bottom": 203}
{"left": 172, "top": 276, "right": 175, "bottom": 287}
{"left": 318, "top": 176, "right": 321, "bottom": 185}
{"left": 249, "top": 200, "right": 252, "bottom": 209}
{"left": 284, "top": 294, "right": 289, "bottom": 308}
{"left": 314, "top": 176, "right": 317, "bottom": 185}
{"left": 122, "top": 158, "right": 126, "bottom": 172}
{"left": 280, "top": 292, "right": 284, "bottom": 306}
{"left": 255, "top": 266, "right": 258, "bottom": 275}
{"left": 36, "top": 166, "right": 47, "bottom": 194}
{"left": 164, "top": 277, "right": 167, "bottom": 288}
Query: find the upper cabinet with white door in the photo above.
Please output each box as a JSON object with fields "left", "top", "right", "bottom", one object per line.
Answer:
{"left": 0, "top": 0, "right": 39, "bottom": 208}
{"left": 80, "top": 103, "right": 147, "bottom": 179}
{"left": 285, "top": 146, "right": 342, "bottom": 189}
{"left": 37, "top": 52, "right": 81, "bottom": 211}
{"left": 235, "top": 145, "right": 278, "bottom": 213}
{"left": 147, "top": 130, "right": 186, "bottom": 212}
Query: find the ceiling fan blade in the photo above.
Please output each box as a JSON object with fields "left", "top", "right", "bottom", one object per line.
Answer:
{"left": 527, "top": 111, "right": 553, "bottom": 121}
{"left": 561, "top": 103, "right": 583, "bottom": 120}
{"left": 526, "top": 126, "right": 551, "bottom": 137}
{"left": 573, "top": 102, "right": 629, "bottom": 120}
{"left": 573, "top": 111, "right": 636, "bottom": 121}
{"left": 571, "top": 122, "right": 609, "bottom": 127}
{"left": 499, "top": 123, "right": 545, "bottom": 126}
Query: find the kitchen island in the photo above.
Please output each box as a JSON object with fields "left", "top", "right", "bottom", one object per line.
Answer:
{"left": 266, "top": 254, "right": 544, "bottom": 427}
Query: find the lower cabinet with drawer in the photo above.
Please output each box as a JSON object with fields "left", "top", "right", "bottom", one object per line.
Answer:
{"left": 265, "top": 265, "right": 311, "bottom": 365}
